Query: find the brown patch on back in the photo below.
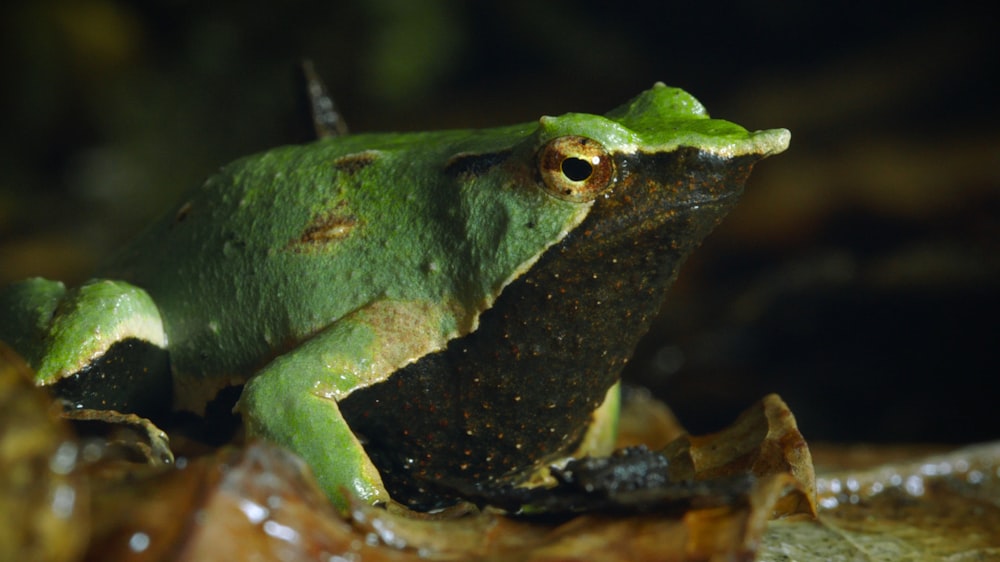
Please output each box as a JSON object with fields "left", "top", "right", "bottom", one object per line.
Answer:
{"left": 289, "top": 202, "right": 360, "bottom": 251}
{"left": 333, "top": 151, "right": 379, "bottom": 174}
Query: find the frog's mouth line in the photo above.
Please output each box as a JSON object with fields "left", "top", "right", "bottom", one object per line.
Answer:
{"left": 618, "top": 148, "right": 757, "bottom": 197}
{"left": 590, "top": 148, "right": 759, "bottom": 242}
{"left": 661, "top": 189, "right": 743, "bottom": 213}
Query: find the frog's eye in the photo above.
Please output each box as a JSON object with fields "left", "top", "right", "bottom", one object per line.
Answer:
{"left": 538, "top": 135, "right": 615, "bottom": 202}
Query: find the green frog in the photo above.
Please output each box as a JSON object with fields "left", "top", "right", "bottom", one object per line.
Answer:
{"left": 0, "top": 83, "right": 789, "bottom": 511}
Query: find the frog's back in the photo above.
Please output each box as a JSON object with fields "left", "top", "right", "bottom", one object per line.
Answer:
{"left": 102, "top": 136, "right": 419, "bottom": 381}
{"left": 98, "top": 124, "right": 549, "bottom": 389}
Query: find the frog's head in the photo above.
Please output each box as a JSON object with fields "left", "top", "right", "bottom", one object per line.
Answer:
{"left": 533, "top": 82, "right": 789, "bottom": 251}
{"left": 458, "top": 82, "right": 790, "bottom": 489}
{"left": 338, "top": 84, "right": 789, "bottom": 510}
{"left": 494, "top": 86, "right": 788, "bottom": 444}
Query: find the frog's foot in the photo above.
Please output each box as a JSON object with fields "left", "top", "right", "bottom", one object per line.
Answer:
{"left": 61, "top": 407, "right": 174, "bottom": 466}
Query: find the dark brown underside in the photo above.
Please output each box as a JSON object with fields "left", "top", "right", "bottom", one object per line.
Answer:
{"left": 339, "top": 148, "right": 760, "bottom": 510}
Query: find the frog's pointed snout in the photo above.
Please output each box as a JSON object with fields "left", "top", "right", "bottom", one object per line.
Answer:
{"left": 749, "top": 128, "right": 791, "bottom": 159}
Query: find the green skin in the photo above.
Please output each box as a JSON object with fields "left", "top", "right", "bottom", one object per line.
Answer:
{"left": 0, "top": 83, "right": 789, "bottom": 511}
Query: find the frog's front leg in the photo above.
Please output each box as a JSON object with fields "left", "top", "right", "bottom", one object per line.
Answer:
{"left": 236, "top": 300, "right": 451, "bottom": 510}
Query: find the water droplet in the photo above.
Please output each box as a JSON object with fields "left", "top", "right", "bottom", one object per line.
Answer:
{"left": 904, "top": 475, "right": 925, "bottom": 496}
{"left": 263, "top": 520, "right": 299, "bottom": 542}
{"left": 967, "top": 470, "right": 984, "bottom": 484}
{"left": 129, "top": 532, "right": 150, "bottom": 553}
{"left": 50, "top": 484, "right": 76, "bottom": 519}
{"left": 239, "top": 498, "right": 269, "bottom": 524}
{"left": 49, "top": 442, "right": 78, "bottom": 475}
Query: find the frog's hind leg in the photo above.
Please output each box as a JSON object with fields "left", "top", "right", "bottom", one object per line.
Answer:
{"left": 0, "top": 278, "right": 171, "bottom": 416}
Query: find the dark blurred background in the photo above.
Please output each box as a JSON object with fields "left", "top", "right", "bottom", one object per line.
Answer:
{"left": 1, "top": 1, "right": 996, "bottom": 444}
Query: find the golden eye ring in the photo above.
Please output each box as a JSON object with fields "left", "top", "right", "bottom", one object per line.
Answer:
{"left": 537, "top": 136, "right": 615, "bottom": 202}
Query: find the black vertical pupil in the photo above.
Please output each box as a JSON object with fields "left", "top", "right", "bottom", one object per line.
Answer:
{"left": 561, "top": 157, "right": 593, "bottom": 181}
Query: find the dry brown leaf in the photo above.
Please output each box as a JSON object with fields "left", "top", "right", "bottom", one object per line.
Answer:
{"left": 9, "top": 346, "right": 996, "bottom": 562}
{"left": 0, "top": 343, "right": 90, "bottom": 562}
